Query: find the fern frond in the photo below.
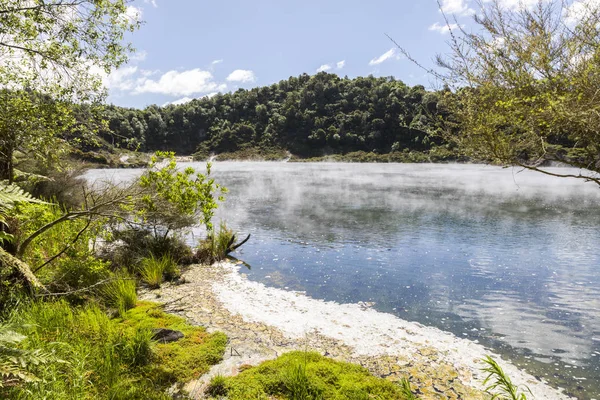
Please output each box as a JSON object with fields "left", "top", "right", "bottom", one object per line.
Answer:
{"left": 0, "top": 181, "right": 44, "bottom": 213}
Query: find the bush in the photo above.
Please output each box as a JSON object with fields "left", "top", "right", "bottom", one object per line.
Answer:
{"left": 206, "top": 374, "right": 228, "bottom": 397}
{"left": 104, "top": 228, "right": 192, "bottom": 270}
{"left": 13, "top": 203, "right": 111, "bottom": 299}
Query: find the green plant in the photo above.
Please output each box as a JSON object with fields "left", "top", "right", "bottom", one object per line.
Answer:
{"left": 139, "top": 255, "right": 166, "bottom": 289}
{"left": 0, "top": 322, "right": 53, "bottom": 388}
{"left": 206, "top": 374, "right": 228, "bottom": 397}
{"left": 133, "top": 151, "right": 227, "bottom": 233}
{"left": 210, "top": 351, "right": 404, "bottom": 399}
{"left": 481, "top": 356, "right": 531, "bottom": 400}
{"left": 283, "top": 361, "right": 322, "bottom": 400}
{"left": 196, "top": 222, "right": 239, "bottom": 264}
{"left": 101, "top": 274, "right": 138, "bottom": 316}
{"left": 399, "top": 377, "right": 418, "bottom": 400}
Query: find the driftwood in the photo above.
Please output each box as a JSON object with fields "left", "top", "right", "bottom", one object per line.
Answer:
{"left": 228, "top": 233, "right": 250, "bottom": 254}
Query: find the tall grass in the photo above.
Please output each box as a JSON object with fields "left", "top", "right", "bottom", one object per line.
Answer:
{"left": 101, "top": 274, "right": 137, "bottom": 316}
{"left": 196, "top": 222, "right": 235, "bottom": 263}
{"left": 139, "top": 254, "right": 177, "bottom": 288}
{"left": 3, "top": 301, "right": 163, "bottom": 400}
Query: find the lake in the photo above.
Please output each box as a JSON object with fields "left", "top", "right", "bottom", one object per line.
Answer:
{"left": 86, "top": 162, "right": 600, "bottom": 399}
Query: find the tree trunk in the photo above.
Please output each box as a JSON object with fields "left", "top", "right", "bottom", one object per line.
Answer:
{"left": 0, "top": 144, "right": 14, "bottom": 182}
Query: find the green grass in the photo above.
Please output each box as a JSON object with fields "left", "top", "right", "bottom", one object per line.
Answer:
{"left": 139, "top": 254, "right": 178, "bottom": 288}
{"left": 205, "top": 351, "right": 411, "bottom": 400}
{"left": 2, "top": 300, "right": 226, "bottom": 399}
{"left": 101, "top": 274, "right": 137, "bottom": 316}
{"left": 196, "top": 222, "right": 236, "bottom": 263}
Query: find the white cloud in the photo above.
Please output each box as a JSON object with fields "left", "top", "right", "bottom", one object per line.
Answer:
{"left": 125, "top": 6, "right": 142, "bottom": 22}
{"left": 564, "top": 0, "right": 600, "bottom": 25}
{"left": 172, "top": 97, "right": 194, "bottom": 105}
{"left": 336, "top": 60, "right": 346, "bottom": 69}
{"left": 211, "top": 59, "right": 224, "bottom": 65}
{"left": 144, "top": 0, "right": 158, "bottom": 7}
{"left": 439, "top": 0, "right": 474, "bottom": 15}
{"left": 101, "top": 66, "right": 139, "bottom": 91}
{"left": 368, "top": 48, "right": 400, "bottom": 66}
{"left": 226, "top": 69, "right": 256, "bottom": 83}
{"left": 163, "top": 92, "right": 220, "bottom": 107}
{"left": 429, "top": 22, "right": 461, "bottom": 34}
{"left": 130, "top": 50, "right": 147, "bottom": 62}
{"left": 134, "top": 69, "right": 227, "bottom": 96}
{"left": 316, "top": 64, "right": 332, "bottom": 72}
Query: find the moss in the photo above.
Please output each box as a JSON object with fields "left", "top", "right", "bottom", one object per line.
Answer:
{"left": 4, "top": 301, "right": 226, "bottom": 399}
{"left": 210, "top": 351, "right": 411, "bottom": 400}
{"left": 122, "top": 301, "right": 227, "bottom": 384}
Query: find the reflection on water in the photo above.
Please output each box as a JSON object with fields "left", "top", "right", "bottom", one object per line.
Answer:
{"left": 85, "top": 163, "right": 600, "bottom": 399}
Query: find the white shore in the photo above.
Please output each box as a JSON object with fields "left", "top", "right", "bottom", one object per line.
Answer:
{"left": 142, "top": 261, "right": 573, "bottom": 399}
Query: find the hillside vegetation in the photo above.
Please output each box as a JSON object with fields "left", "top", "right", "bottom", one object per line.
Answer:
{"left": 87, "top": 73, "right": 455, "bottom": 161}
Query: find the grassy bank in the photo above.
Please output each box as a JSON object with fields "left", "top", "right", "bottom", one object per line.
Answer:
{"left": 206, "top": 351, "right": 416, "bottom": 400}
{"left": 1, "top": 300, "right": 226, "bottom": 399}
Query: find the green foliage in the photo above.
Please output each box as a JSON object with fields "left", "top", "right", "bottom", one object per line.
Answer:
{"left": 120, "top": 302, "right": 227, "bottom": 384}
{"left": 138, "top": 255, "right": 177, "bottom": 289}
{"left": 0, "top": 180, "right": 47, "bottom": 244}
{"left": 0, "top": 322, "right": 53, "bottom": 388}
{"left": 399, "top": 378, "right": 417, "bottom": 400}
{"left": 433, "top": 0, "right": 600, "bottom": 182}
{"left": 2, "top": 300, "right": 225, "bottom": 399}
{"left": 134, "top": 151, "right": 227, "bottom": 232}
{"left": 206, "top": 374, "right": 228, "bottom": 397}
{"left": 283, "top": 361, "right": 323, "bottom": 400}
{"left": 104, "top": 228, "right": 193, "bottom": 269}
{"left": 14, "top": 202, "right": 111, "bottom": 294}
{"left": 0, "top": 2, "right": 139, "bottom": 182}
{"left": 482, "top": 356, "right": 531, "bottom": 400}
{"left": 207, "top": 351, "right": 408, "bottom": 400}
{"left": 101, "top": 275, "right": 138, "bottom": 316}
{"left": 197, "top": 222, "right": 235, "bottom": 263}
{"left": 96, "top": 74, "right": 449, "bottom": 160}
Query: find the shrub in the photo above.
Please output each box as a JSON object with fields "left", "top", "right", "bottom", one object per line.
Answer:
{"left": 104, "top": 228, "right": 192, "bottom": 270}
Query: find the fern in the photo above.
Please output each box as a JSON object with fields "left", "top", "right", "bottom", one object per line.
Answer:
{"left": 0, "top": 323, "right": 54, "bottom": 387}
{"left": 0, "top": 180, "right": 45, "bottom": 243}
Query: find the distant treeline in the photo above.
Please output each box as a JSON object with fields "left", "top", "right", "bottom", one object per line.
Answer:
{"left": 83, "top": 72, "right": 457, "bottom": 160}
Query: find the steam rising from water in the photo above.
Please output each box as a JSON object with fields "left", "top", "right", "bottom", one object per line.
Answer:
{"left": 84, "top": 162, "right": 600, "bottom": 398}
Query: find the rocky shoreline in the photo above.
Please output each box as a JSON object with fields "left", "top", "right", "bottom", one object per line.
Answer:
{"left": 140, "top": 261, "right": 572, "bottom": 400}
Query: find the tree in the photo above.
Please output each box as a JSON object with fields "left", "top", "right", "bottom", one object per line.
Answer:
{"left": 0, "top": 0, "right": 140, "bottom": 181}
{"left": 429, "top": 0, "right": 600, "bottom": 185}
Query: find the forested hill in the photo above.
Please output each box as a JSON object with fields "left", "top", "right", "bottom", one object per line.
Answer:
{"left": 93, "top": 72, "right": 455, "bottom": 160}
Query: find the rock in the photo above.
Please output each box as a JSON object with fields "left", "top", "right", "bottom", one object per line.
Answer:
{"left": 151, "top": 328, "right": 184, "bottom": 343}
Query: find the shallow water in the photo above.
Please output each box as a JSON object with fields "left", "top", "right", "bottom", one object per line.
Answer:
{"left": 85, "top": 163, "right": 600, "bottom": 399}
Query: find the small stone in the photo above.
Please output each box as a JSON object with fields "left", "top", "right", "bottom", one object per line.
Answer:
{"left": 151, "top": 328, "right": 184, "bottom": 343}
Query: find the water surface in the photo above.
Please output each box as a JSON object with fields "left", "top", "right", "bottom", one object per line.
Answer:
{"left": 86, "top": 163, "right": 600, "bottom": 399}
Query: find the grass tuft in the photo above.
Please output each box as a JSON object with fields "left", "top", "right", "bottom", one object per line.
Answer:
{"left": 139, "top": 254, "right": 178, "bottom": 288}
{"left": 101, "top": 274, "right": 137, "bottom": 316}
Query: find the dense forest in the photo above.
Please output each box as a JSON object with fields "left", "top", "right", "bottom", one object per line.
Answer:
{"left": 87, "top": 72, "right": 455, "bottom": 161}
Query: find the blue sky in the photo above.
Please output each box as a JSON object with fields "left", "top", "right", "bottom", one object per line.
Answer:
{"left": 106, "top": 0, "right": 477, "bottom": 108}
